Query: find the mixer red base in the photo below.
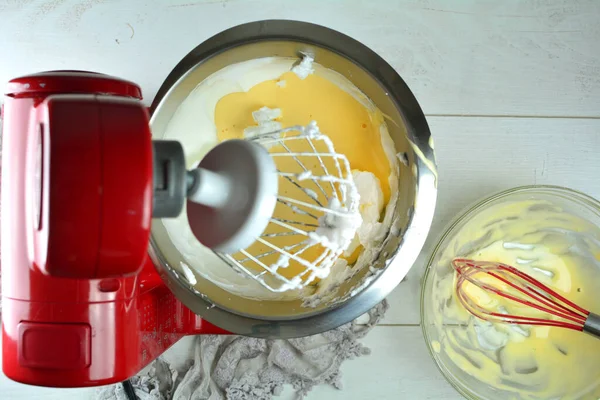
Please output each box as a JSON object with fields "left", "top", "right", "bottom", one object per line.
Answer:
{"left": 2, "top": 258, "right": 228, "bottom": 387}
{"left": 1, "top": 71, "right": 228, "bottom": 388}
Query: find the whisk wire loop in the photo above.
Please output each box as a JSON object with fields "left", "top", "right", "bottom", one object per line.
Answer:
{"left": 216, "top": 123, "right": 362, "bottom": 293}
{"left": 453, "top": 258, "right": 591, "bottom": 332}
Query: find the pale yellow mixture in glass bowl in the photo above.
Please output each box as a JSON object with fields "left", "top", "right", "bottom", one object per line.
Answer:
{"left": 421, "top": 186, "right": 600, "bottom": 400}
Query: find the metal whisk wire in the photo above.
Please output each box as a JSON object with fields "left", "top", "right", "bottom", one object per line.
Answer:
{"left": 217, "top": 123, "right": 361, "bottom": 293}
{"left": 452, "top": 258, "right": 598, "bottom": 333}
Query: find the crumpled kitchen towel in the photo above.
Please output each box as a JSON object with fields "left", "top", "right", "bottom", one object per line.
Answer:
{"left": 94, "top": 300, "right": 388, "bottom": 400}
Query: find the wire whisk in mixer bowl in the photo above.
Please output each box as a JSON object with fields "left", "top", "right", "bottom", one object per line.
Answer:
{"left": 186, "top": 121, "right": 362, "bottom": 293}
{"left": 223, "top": 122, "right": 361, "bottom": 293}
{"left": 452, "top": 258, "right": 600, "bottom": 338}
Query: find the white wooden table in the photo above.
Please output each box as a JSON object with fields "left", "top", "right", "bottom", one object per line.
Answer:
{"left": 1, "top": 1, "right": 599, "bottom": 398}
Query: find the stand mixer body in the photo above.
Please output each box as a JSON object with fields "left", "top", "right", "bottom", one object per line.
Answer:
{"left": 1, "top": 20, "right": 439, "bottom": 390}
{"left": 1, "top": 71, "right": 228, "bottom": 388}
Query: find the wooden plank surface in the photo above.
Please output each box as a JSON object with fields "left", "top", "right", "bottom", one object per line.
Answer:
{"left": 0, "top": 0, "right": 599, "bottom": 117}
{"left": 2, "top": 0, "right": 600, "bottom": 398}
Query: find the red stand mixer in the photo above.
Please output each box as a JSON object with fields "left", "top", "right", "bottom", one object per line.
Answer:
{"left": 1, "top": 71, "right": 229, "bottom": 388}
{"left": 0, "top": 19, "right": 439, "bottom": 391}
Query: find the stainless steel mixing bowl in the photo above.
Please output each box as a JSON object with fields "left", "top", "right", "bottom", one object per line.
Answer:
{"left": 149, "top": 20, "right": 437, "bottom": 338}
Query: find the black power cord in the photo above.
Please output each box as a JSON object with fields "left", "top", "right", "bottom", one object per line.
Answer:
{"left": 122, "top": 379, "right": 138, "bottom": 400}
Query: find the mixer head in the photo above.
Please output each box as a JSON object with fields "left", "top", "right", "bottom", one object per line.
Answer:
{"left": 185, "top": 139, "right": 279, "bottom": 254}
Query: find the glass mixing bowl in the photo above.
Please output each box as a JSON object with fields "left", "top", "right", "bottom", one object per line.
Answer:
{"left": 421, "top": 185, "right": 600, "bottom": 399}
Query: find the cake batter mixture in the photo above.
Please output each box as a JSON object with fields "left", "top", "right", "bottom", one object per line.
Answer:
{"left": 429, "top": 199, "right": 600, "bottom": 399}
{"left": 160, "top": 56, "right": 399, "bottom": 302}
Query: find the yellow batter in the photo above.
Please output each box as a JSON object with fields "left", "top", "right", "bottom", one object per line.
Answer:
{"left": 215, "top": 71, "right": 391, "bottom": 200}
{"left": 214, "top": 70, "right": 391, "bottom": 282}
{"left": 429, "top": 199, "right": 600, "bottom": 399}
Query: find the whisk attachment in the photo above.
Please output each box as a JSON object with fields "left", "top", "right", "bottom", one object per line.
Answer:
{"left": 452, "top": 258, "right": 600, "bottom": 338}
{"left": 155, "top": 120, "right": 361, "bottom": 293}
{"left": 215, "top": 122, "right": 362, "bottom": 293}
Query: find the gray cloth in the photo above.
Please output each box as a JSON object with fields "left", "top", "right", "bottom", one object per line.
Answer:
{"left": 94, "top": 300, "right": 388, "bottom": 400}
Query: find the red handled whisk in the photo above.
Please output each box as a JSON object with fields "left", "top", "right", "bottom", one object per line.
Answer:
{"left": 452, "top": 258, "right": 600, "bottom": 338}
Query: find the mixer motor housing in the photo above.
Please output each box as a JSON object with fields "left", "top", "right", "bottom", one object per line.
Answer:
{"left": 1, "top": 71, "right": 227, "bottom": 388}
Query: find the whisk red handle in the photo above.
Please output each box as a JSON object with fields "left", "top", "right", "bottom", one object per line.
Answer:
{"left": 584, "top": 313, "right": 600, "bottom": 338}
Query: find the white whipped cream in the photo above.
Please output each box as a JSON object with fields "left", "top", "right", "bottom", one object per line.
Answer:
{"left": 252, "top": 106, "right": 281, "bottom": 123}
{"left": 312, "top": 197, "right": 362, "bottom": 250}
{"left": 291, "top": 54, "right": 314, "bottom": 79}
{"left": 344, "top": 171, "right": 385, "bottom": 257}
{"left": 243, "top": 106, "right": 282, "bottom": 142}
